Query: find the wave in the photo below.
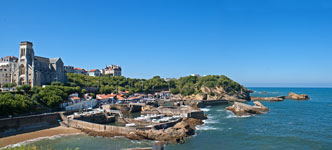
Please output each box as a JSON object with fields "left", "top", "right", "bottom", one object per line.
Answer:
{"left": 225, "top": 110, "right": 252, "bottom": 118}
{"left": 216, "top": 109, "right": 225, "bottom": 112}
{"left": 196, "top": 125, "right": 221, "bottom": 131}
{"left": 2, "top": 133, "right": 82, "bottom": 149}
{"left": 200, "top": 108, "right": 210, "bottom": 112}
{"left": 203, "top": 118, "right": 218, "bottom": 124}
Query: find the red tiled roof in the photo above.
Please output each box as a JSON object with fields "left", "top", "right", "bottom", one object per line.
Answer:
{"left": 106, "top": 94, "right": 117, "bottom": 97}
{"left": 71, "top": 96, "right": 80, "bottom": 100}
{"left": 128, "top": 96, "right": 142, "bottom": 100}
{"left": 74, "top": 68, "right": 83, "bottom": 70}
{"left": 96, "top": 94, "right": 115, "bottom": 100}
{"left": 89, "top": 69, "right": 98, "bottom": 72}
{"left": 117, "top": 96, "right": 125, "bottom": 100}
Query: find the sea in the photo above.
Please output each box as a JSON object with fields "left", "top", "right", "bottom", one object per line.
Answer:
{"left": 22, "top": 88, "right": 332, "bottom": 150}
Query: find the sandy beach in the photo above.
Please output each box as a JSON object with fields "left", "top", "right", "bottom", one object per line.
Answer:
{"left": 0, "top": 126, "right": 83, "bottom": 147}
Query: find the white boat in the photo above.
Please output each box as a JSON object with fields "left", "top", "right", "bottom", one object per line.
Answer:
{"left": 125, "top": 123, "right": 136, "bottom": 127}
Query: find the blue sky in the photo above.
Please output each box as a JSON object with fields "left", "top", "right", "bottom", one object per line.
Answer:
{"left": 1, "top": 0, "right": 332, "bottom": 87}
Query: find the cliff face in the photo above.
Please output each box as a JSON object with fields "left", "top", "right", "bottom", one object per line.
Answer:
{"left": 172, "top": 86, "right": 250, "bottom": 102}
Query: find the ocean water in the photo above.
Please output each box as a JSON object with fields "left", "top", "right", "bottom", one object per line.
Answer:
{"left": 25, "top": 88, "right": 332, "bottom": 150}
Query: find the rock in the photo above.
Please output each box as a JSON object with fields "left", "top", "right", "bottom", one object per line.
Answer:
{"left": 226, "top": 101, "right": 269, "bottom": 116}
{"left": 173, "top": 121, "right": 190, "bottom": 129}
{"left": 285, "top": 92, "right": 309, "bottom": 100}
{"left": 247, "top": 89, "right": 255, "bottom": 93}
{"left": 251, "top": 97, "right": 284, "bottom": 102}
{"left": 181, "top": 118, "right": 203, "bottom": 130}
{"left": 253, "top": 101, "right": 269, "bottom": 111}
{"left": 134, "top": 118, "right": 200, "bottom": 144}
{"left": 173, "top": 86, "right": 250, "bottom": 102}
{"left": 260, "top": 91, "right": 267, "bottom": 94}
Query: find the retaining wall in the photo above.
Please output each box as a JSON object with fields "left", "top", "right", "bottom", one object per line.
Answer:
{"left": 153, "top": 118, "right": 182, "bottom": 130}
{"left": 197, "top": 100, "right": 228, "bottom": 107}
{"left": 66, "top": 119, "right": 136, "bottom": 135}
{"left": 0, "top": 113, "right": 61, "bottom": 138}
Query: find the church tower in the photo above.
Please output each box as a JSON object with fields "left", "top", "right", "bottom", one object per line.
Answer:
{"left": 17, "top": 41, "right": 35, "bottom": 86}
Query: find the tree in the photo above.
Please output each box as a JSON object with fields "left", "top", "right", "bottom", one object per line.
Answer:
{"left": 17, "top": 85, "right": 32, "bottom": 95}
{"left": 170, "top": 88, "right": 180, "bottom": 95}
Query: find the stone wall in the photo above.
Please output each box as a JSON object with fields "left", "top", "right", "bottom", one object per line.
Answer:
{"left": 196, "top": 100, "right": 229, "bottom": 107}
{"left": 187, "top": 110, "right": 206, "bottom": 119}
{"left": 153, "top": 118, "right": 182, "bottom": 130}
{"left": 65, "top": 119, "right": 136, "bottom": 135}
{"left": 0, "top": 113, "right": 61, "bottom": 137}
{"left": 104, "top": 104, "right": 142, "bottom": 113}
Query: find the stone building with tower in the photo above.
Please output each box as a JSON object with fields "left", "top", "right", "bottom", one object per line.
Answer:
{"left": 0, "top": 56, "right": 18, "bottom": 87}
{"left": 3, "top": 41, "right": 67, "bottom": 87}
{"left": 103, "top": 65, "right": 122, "bottom": 76}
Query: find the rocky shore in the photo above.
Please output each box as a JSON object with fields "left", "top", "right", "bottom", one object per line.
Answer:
{"left": 134, "top": 118, "right": 203, "bottom": 144}
{"left": 76, "top": 118, "right": 203, "bottom": 144}
{"left": 172, "top": 86, "right": 250, "bottom": 102}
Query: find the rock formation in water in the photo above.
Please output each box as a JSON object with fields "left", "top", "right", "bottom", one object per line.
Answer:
{"left": 251, "top": 92, "right": 310, "bottom": 102}
{"left": 226, "top": 101, "right": 269, "bottom": 116}
{"left": 285, "top": 92, "right": 309, "bottom": 100}
{"left": 250, "top": 97, "right": 284, "bottom": 102}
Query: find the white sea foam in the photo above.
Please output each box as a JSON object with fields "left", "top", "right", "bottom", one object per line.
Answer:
{"left": 225, "top": 110, "right": 237, "bottom": 118}
{"left": 2, "top": 133, "right": 81, "bottom": 149}
{"left": 196, "top": 125, "right": 220, "bottom": 131}
{"left": 225, "top": 110, "right": 252, "bottom": 118}
{"left": 216, "top": 109, "right": 225, "bottom": 112}
{"left": 200, "top": 108, "right": 210, "bottom": 112}
{"left": 203, "top": 118, "right": 218, "bottom": 124}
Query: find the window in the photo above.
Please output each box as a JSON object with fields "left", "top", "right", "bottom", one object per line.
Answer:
{"left": 20, "top": 48, "right": 25, "bottom": 57}
{"left": 20, "top": 64, "right": 25, "bottom": 74}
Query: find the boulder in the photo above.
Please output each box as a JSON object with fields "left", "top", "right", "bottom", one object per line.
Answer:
{"left": 226, "top": 101, "right": 269, "bottom": 116}
{"left": 251, "top": 97, "right": 284, "bottom": 102}
{"left": 285, "top": 92, "right": 309, "bottom": 100}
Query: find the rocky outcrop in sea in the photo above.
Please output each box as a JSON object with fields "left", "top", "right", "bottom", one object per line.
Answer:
{"left": 251, "top": 92, "right": 310, "bottom": 102}
{"left": 226, "top": 101, "right": 269, "bottom": 117}
{"left": 251, "top": 96, "right": 284, "bottom": 102}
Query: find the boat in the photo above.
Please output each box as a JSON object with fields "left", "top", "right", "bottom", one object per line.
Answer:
{"left": 125, "top": 123, "right": 136, "bottom": 127}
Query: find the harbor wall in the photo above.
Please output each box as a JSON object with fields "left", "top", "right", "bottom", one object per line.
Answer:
{"left": 0, "top": 113, "right": 61, "bottom": 138}
{"left": 197, "top": 100, "right": 228, "bottom": 107}
{"left": 65, "top": 119, "right": 136, "bottom": 135}
{"left": 104, "top": 104, "right": 143, "bottom": 113}
{"left": 153, "top": 118, "right": 182, "bottom": 130}
{"left": 141, "top": 107, "right": 205, "bottom": 119}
